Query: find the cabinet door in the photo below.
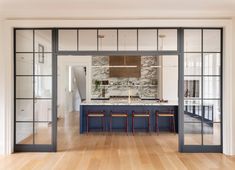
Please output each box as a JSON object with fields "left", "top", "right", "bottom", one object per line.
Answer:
{"left": 126, "top": 56, "right": 140, "bottom": 66}
{"left": 109, "top": 56, "right": 124, "bottom": 66}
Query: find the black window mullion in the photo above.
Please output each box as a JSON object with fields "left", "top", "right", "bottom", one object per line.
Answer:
{"left": 117, "top": 29, "right": 119, "bottom": 51}
{"left": 77, "top": 29, "right": 79, "bottom": 51}
{"left": 157, "top": 29, "right": 159, "bottom": 51}
{"left": 33, "top": 29, "right": 35, "bottom": 145}
{"left": 16, "top": 121, "right": 52, "bottom": 123}
{"left": 220, "top": 28, "right": 223, "bottom": 147}
{"left": 137, "top": 29, "right": 139, "bottom": 51}
{"left": 201, "top": 28, "right": 204, "bottom": 146}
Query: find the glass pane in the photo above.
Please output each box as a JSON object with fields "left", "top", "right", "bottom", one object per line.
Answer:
{"left": 34, "top": 123, "right": 52, "bottom": 144}
{"left": 98, "top": 30, "right": 117, "bottom": 51}
{"left": 203, "top": 122, "right": 221, "bottom": 145}
{"left": 79, "top": 30, "right": 97, "bottom": 51}
{"left": 16, "top": 77, "right": 33, "bottom": 98}
{"left": 184, "top": 29, "right": 201, "bottom": 52}
{"left": 138, "top": 29, "right": 157, "bottom": 50}
{"left": 184, "top": 123, "right": 202, "bottom": 145}
{"left": 35, "top": 77, "right": 52, "bottom": 98}
{"left": 118, "top": 29, "right": 137, "bottom": 51}
{"left": 35, "top": 30, "right": 52, "bottom": 52}
{"left": 16, "top": 100, "right": 33, "bottom": 121}
{"left": 16, "top": 30, "right": 33, "bottom": 52}
{"left": 58, "top": 30, "right": 77, "bottom": 51}
{"left": 184, "top": 100, "right": 202, "bottom": 122}
{"left": 203, "top": 53, "right": 221, "bottom": 75}
{"left": 203, "top": 77, "right": 220, "bottom": 99}
{"left": 203, "top": 100, "right": 221, "bottom": 122}
{"left": 184, "top": 77, "right": 201, "bottom": 99}
{"left": 158, "top": 29, "right": 177, "bottom": 50}
{"left": 35, "top": 100, "right": 52, "bottom": 121}
{"left": 35, "top": 53, "right": 52, "bottom": 75}
{"left": 16, "top": 53, "right": 33, "bottom": 75}
{"left": 16, "top": 123, "right": 33, "bottom": 144}
{"left": 184, "top": 53, "right": 201, "bottom": 75}
{"left": 203, "top": 29, "right": 221, "bottom": 52}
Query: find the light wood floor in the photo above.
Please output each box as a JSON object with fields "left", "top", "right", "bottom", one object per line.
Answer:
{"left": 1, "top": 112, "right": 235, "bottom": 170}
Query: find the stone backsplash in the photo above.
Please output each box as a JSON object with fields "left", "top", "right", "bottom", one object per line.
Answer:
{"left": 91, "top": 56, "right": 159, "bottom": 99}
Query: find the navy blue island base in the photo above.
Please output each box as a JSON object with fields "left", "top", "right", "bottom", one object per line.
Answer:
{"left": 80, "top": 103, "right": 178, "bottom": 133}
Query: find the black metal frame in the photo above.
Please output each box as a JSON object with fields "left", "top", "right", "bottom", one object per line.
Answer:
{"left": 14, "top": 28, "right": 57, "bottom": 152}
{"left": 13, "top": 27, "right": 223, "bottom": 153}
{"left": 181, "top": 28, "right": 223, "bottom": 152}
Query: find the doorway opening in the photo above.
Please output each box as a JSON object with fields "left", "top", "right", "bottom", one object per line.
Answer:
{"left": 56, "top": 55, "right": 179, "bottom": 152}
{"left": 57, "top": 55, "right": 89, "bottom": 151}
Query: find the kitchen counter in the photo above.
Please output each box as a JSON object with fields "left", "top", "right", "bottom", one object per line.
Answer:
{"left": 79, "top": 99, "right": 178, "bottom": 133}
{"left": 81, "top": 99, "right": 178, "bottom": 106}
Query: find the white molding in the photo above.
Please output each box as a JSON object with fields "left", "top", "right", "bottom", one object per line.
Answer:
{"left": 0, "top": 17, "right": 5, "bottom": 155}
{"left": 1, "top": 19, "right": 234, "bottom": 155}
{"left": 1, "top": 9, "right": 235, "bottom": 20}
{"left": 232, "top": 18, "right": 235, "bottom": 155}
{"left": 222, "top": 21, "right": 234, "bottom": 155}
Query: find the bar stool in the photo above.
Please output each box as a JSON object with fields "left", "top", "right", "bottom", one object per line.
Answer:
{"left": 87, "top": 111, "right": 105, "bottom": 133}
{"left": 132, "top": 110, "right": 150, "bottom": 133}
{"left": 155, "top": 110, "right": 175, "bottom": 135}
{"left": 110, "top": 111, "right": 128, "bottom": 132}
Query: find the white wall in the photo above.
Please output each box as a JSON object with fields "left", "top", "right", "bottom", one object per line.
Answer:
{"left": 57, "top": 56, "right": 91, "bottom": 117}
{"left": 232, "top": 17, "right": 235, "bottom": 154}
{"left": 72, "top": 68, "right": 82, "bottom": 111}
{"left": 162, "top": 55, "right": 178, "bottom": 101}
{"left": 73, "top": 67, "right": 86, "bottom": 100}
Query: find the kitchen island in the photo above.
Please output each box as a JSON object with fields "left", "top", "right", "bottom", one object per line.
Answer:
{"left": 80, "top": 99, "right": 178, "bottom": 133}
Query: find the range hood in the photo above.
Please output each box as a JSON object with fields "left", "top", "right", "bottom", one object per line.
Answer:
{"left": 109, "top": 56, "right": 141, "bottom": 78}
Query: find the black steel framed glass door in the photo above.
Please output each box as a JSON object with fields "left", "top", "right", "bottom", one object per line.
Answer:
{"left": 180, "top": 28, "right": 222, "bottom": 152}
{"left": 14, "top": 28, "right": 57, "bottom": 152}
{"left": 13, "top": 27, "right": 223, "bottom": 153}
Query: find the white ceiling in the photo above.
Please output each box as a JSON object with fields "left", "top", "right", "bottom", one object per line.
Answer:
{"left": 0, "top": 0, "right": 235, "bottom": 18}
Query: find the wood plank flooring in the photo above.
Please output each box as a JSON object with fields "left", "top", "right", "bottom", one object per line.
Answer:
{"left": 0, "top": 112, "right": 235, "bottom": 170}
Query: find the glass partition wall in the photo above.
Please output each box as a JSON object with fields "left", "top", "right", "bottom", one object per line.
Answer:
{"left": 14, "top": 27, "right": 222, "bottom": 152}
{"left": 14, "top": 29, "right": 57, "bottom": 151}
{"left": 183, "top": 29, "right": 222, "bottom": 152}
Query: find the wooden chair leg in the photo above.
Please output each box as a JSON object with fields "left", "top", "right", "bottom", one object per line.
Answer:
{"left": 156, "top": 114, "right": 159, "bottom": 135}
{"left": 155, "top": 114, "right": 157, "bottom": 132}
{"left": 126, "top": 116, "right": 128, "bottom": 133}
{"left": 87, "top": 116, "right": 89, "bottom": 133}
{"left": 132, "top": 116, "right": 134, "bottom": 134}
{"left": 110, "top": 116, "right": 112, "bottom": 132}
{"left": 169, "top": 117, "right": 172, "bottom": 131}
{"left": 148, "top": 116, "right": 150, "bottom": 132}
{"left": 102, "top": 116, "right": 105, "bottom": 132}
{"left": 173, "top": 116, "right": 176, "bottom": 134}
